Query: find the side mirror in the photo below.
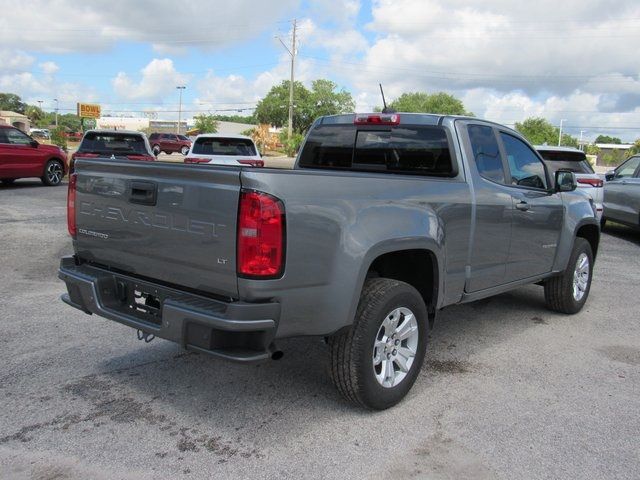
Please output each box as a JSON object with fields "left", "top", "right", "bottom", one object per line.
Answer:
{"left": 555, "top": 170, "right": 577, "bottom": 192}
{"left": 30, "top": 140, "right": 39, "bottom": 148}
{"left": 605, "top": 170, "right": 615, "bottom": 181}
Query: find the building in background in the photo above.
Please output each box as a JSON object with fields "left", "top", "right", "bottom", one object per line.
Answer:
{"left": 0, "top": 111, "right": 30, "bottom": 132}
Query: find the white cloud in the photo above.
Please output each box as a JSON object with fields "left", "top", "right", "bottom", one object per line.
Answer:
{"left": 308, "top": 0, "right": 361, "bottom": 24}
{"left": 39, "top": 61, "right": 59, "bottom": 75}
{"left": 112, "top": 59, "right": 190, "bottom": 101}
{"left": 0, "top": 0, "right": 298, "bottom": 53}
{"left": 0, "top": 49, "right": 35, "bottom": 72}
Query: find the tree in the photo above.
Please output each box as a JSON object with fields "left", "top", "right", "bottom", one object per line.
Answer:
{"left": 594, "top": 135, "right": 622, "bottom": 144}
{"left": 25, "top": 105, "right": 44, "bottom": 124}
{"left": 0, "top": 93, "right": 26, "bottom": 113}
{"left": 193, "top": 114, "right": 219, "bottom": 134}
{"left": 388, "top": 92, "right": 469, "bottom": 115}
{"left": 627, "top": 139, "right": 640, "bottom": 157}
{"left": 254, "top": 79, "right": 355, "bottom": 133}
{"left": 514, "top": 117, "right": 578, "bottom": 147}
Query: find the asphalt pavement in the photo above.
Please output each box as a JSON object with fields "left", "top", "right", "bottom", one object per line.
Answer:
{"left": 1, "top": 180, "right": 639, "bottom": 479}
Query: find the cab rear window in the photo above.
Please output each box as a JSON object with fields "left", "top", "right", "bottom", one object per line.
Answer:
{"left": 192, "top": 137, "right": 257, "bottom": 156}
{"left": 298, "top": 125, "right": 456, "bottom": 176}
{"left": 79, "top": 133, "right": 149, "bottom": 155}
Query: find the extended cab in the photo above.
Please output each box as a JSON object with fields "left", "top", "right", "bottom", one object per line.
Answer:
{"left": 59, "top": 113, "right": 600, "bottom": 409}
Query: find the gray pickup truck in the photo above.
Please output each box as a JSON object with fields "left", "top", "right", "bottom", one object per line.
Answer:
{"left": 59, "top": 113, "right": 600, "bottom": 409}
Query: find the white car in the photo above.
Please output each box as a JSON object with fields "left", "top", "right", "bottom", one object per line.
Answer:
{"left": 536, "top": 146, "right": 604, "bottom": 220}
{"left": 184, "top": 134, "right": 263, "bottom": 167}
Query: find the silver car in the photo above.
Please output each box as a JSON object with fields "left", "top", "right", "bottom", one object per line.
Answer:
{"left": 603, "top": 155, "right": 640, "bottom": 229}
{"left": 536, "top": 146, "right": 604, "bottom": 220}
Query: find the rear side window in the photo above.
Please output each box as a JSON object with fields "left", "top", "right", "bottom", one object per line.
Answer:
{"left": 538, "top": 150, "right": 594, "bottom": 174}
{"left": 79, "top": 133, "right": 148, "bottom": 155}
{"left": 468, "top": 125, "right": 505, "bottom": 183}
{"left": 298, "top": 125, "right": 455, "bottom": 176}
{"left": 192, "top": 137, "right": 257, "bottom": 156}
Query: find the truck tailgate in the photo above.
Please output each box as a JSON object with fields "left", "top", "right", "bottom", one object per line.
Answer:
{"left": 73, "top": 159, "right": 240, "bottom": 298}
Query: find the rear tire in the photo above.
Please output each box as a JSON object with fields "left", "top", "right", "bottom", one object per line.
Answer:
{"left": 1, "top": 178, "right": 16, "bottom": 185}
{"left": 329, "top": 278, "right": 428, "bottom": 410}
{"left": 41, "top": 160, "right": 64, "bottom": 186}
{"left": 152, "top": 144, "right": 161, "bottom": 155}
{"left": 181, "top": 146, "right": 189, "bottom": 155}
{"left": 544, "top": 238, "right": 593, "bottom": 314}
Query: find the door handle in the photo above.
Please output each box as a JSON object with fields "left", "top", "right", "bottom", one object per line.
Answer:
{"left": 515, "top": 201, "right": 530, "bottom": 211}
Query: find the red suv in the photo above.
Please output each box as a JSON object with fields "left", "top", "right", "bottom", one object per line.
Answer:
{"left": 0, "top": 125, "right": 68, "bottom": 186}
{"left": 148, "top": 133, "right": 192, "bottom": 155}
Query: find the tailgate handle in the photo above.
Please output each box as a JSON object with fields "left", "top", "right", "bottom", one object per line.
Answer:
{"left": 129, "top": 181, "right": 157, "bottom": 206}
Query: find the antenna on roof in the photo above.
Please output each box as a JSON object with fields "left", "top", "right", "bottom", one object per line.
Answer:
{"left": 379, "top": 84, "right": 396, "bottom": 114}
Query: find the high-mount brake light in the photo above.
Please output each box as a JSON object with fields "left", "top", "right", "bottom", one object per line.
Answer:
{"left": 354, "top": 113, "right": 401, "bottom": 125}
{"left": 67, "top": 174, "right": 77, "bottom": 237}
{"left": 577, "top": 178, "right": 603, "bottom": 188}
{"left": 237, "top": 190, "right": 285, "bottom": 278}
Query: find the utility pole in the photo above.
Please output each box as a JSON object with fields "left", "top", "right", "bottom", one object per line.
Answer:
{"left": 277, "top": 19, "right": 297, "bottom": 139}
{"left": 558, "top": 119, "right": 566, "bottom": 146}
{"left": 54, "top": 98, "right": 59, "bottom": 127}
{"left": 176, "top": 86, "right": 186, "bottom": 134}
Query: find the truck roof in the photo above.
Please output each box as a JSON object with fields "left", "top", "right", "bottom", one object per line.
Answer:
{"left": 316, "top": 113, "right": 519, "bottom": 134}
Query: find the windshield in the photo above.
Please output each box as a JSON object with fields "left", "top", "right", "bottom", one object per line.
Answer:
{"left": 79, "top": 132, "right": 149, "bottom": 155}
{"left": 192, "top": 137, "right": 257, "bottom": 156}
{"left": 538, "top": 150, "right": 595, "bottom": 174}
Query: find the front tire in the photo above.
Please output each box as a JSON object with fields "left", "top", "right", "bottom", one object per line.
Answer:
{"left": 152, "top": 144, "right": 161, "bottom": 155}
{"left": 180, "top": 146, "right": 189, "bottom": 155}
{"left": 544, "top": 238, "right": 593, "bottom": 314}
{"left": 41, "top": 160, "right": 64, "bottom": 186}
{"left": 329, "top": 278, "right": 428, "bottom": 410}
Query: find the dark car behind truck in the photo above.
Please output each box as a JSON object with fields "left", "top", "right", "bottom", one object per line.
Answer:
{"left": 60, "top": 113, "right": 599, "bottom": 409}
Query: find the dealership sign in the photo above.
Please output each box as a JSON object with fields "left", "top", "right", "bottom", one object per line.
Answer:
{"left": 77, "top": 103, "right": 101, "bottom": 119}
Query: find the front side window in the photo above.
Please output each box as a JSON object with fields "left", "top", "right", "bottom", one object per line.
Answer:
{"left": 4, "top": 128, "right": 32, "bottom": 145}
{"left": 500, "top": 133, "right": 547, "bottom": 189}
{"left": 615, "top": 157, "right": 640, "bottom": 178}
{"left": 468, "top": 125, "right": 505, "bottom": 183}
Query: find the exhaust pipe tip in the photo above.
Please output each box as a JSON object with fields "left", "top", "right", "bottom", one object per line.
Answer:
{"left": 271, "top": 350, "right": 284, "bottom": 360}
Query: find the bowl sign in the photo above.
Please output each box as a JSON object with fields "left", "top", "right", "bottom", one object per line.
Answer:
{"left": 77, "top": 103, "right": 101, "bottom": 119}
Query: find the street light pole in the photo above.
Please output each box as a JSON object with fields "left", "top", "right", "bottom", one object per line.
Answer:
{"left": 558, "top": 119, "right": 566, "bottom": 146}
{"left": 579, "top": 130, "right": 586, "bottom": 151}
{"left": 54, "top": 99, "right": 59, "bottom": 128}
{"left": 176, "top": 86, "right": 186, "bottom": 134}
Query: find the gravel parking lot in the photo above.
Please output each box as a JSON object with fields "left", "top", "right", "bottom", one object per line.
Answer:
{"left": 1, "top": 180, "right": 639, "bottom": 480}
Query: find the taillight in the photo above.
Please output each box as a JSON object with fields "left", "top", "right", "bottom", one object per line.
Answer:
{"left": 237, "top": 190, "right": 285, "bottom": 278}
{"left": 67, "top": 174, "right": 77, "bottom": 237}
{"left": 237, "top": 159, "right": 265, "bottom": 167}
{"left": 184, "top": 157, "right": 210, "bottom": 164}
{"left": 354, "top": 113, "right": 400, "bottom": 125}
{"left": 577, "top": 178, "right": 603, "bottom": 188}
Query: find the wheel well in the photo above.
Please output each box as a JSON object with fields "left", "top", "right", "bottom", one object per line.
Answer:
{"left": 367, "top": 249, "right": 438, "bottom": 324}
{"left": 576, "top": 224, "right": 599, "bottom": 259}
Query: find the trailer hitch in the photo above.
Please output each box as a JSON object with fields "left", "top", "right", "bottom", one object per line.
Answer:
{"left": 137, "top": 329, "right": 155, "bottom": 343}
